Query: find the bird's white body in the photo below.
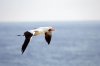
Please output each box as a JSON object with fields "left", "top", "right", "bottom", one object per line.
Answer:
{"left": 28, "top": 27, "right": 53, "bottom": 36}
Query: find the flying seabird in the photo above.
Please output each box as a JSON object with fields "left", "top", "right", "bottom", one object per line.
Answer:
{"left": 19, "top": 27, "right": 55, "bottom": 54}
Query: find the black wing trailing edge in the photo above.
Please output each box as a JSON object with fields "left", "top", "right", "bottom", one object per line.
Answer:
{"left": 45, "top": 32, "right": 52, "bottom": 45}
{"left": 21, "top": 31, "right": 33, "bottom": 54}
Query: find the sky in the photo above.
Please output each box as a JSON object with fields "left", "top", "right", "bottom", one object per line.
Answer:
{"left": 0, "top": 0, "right": 100, "bottom": 22}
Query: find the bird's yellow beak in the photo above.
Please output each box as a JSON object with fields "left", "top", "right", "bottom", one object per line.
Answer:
{"left": 51, "top": 28, "right": 55, "bottom": 31}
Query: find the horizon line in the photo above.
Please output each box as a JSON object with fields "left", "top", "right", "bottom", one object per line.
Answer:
{"left": 0, "top": 20, "right": 100, "bottom": 23}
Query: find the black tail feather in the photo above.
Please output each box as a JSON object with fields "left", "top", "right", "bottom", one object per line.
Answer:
{"left": 17, "top": 35, "right": 24, "bottom": 36}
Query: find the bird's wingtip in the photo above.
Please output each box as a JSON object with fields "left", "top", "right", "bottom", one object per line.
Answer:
{"left": 21, "top": 50, "right": 24, "bottom": 55}
{"left": 47, "top": 42, "right": 50, "bottom": 45}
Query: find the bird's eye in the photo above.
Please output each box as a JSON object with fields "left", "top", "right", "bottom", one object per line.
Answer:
{"left": 48, "top": 29, "right": 51, "bottom": 31}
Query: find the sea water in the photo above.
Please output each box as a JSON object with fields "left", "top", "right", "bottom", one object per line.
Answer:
{"left": 0, "top": 22, "right": 100, "bottom": 66}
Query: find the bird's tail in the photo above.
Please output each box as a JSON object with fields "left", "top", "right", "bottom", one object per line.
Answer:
{"left": 17, "top": 35, "right": 24, "bottom": 36}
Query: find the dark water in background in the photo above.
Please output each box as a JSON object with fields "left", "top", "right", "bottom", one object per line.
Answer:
{"left": 0, "top": 22, "right": 100, "bottom": 66}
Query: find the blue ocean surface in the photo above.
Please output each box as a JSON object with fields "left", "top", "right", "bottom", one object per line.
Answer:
{"left": 0, "top": 22, "right": 100, "bottom": 66}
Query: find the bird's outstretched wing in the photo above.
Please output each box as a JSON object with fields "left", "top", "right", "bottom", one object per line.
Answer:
{"left": 21, "top": 31, "right": 33, "bottom": 54}
{"left": 45, "top": 31, "right": 52, "bottom": 45}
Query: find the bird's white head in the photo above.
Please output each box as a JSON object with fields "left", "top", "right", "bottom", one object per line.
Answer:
{"left": 48, "top": 26, "right": 55, "bottom": 32}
